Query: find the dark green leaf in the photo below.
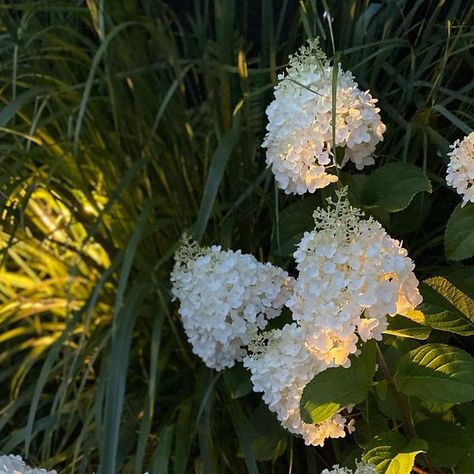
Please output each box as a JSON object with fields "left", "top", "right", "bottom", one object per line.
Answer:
{"left": 419, "top": 277, "right": 474, "bottom": 336}
{"left": 394, "top": 343, "right": 474, "bottom": 404}
{"left": 374, "top": 380, "right": 420, "bottom": 421}
{"left": 246, "top": 404, "right": 287, "bottom": 462}
{"left": 193, "top": 122, "right": 239, "bottom": 242}
{"left": 457, "top": 450, "right": 474, "bottom": 474}
{"left": 272, "top": 196, "right": 320, "bottom": 257}
{"left": 445, "top": 204, "right": 474, "bottom": 261}
{"left": 384, "top": 314, "right": 431, "bottom": 340}
{"left": 300, "top": 342, "right": 376, "bottom": 424}
{"left": 354, "top": 394, "right": 390, "bottom": 448}
{"left": 360, "top": 162, "right": 431, "bottom": 212}
{"left": 389, "top": 192, "right": 431, "bottom": 235}
{"left": 224, "top": 364, "right": 252, "bottom": 399}
{"left": 416, "top": 417, "right": 472, "bottom": 467}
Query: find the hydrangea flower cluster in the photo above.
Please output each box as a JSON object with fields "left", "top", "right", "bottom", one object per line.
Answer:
{"left": 171, "top": 236, "right": 294, "bottom": 370}
{"left": 241, "top": 190, "right": 422, "bottom": 445}
{"left": 243, "top": 323, "right": 355, "bottom": 446}
{"left": 446, "top": 131, "right": 474, "bottom": 205}
{"left": 321, "top": 461, "right": 377, "bottom": 474}
{"left": 262, "top": 39, "right": 386, "bottom": 194}
{"left": 0, "top": 455, "right": 56, "bottom": 474}
{"left": 289, "top": 189, "right": 422, "bottom": 367}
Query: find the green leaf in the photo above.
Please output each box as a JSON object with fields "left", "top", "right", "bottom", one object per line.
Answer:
{"left": 389, "top": 192, "right": 431, "bottom": 235}
{"left": 457, "top": 450, "right": 474, "bottom": 474}
{"left": 442, "top": 267, "right": 474, "bottom": 295}
{"left": 362, "top": 432, "right": 427, "bottom": 474}
{"left": 354, "top": 394, "right": 390, "bottom": 448}
{"left": 360, "top": 162, "right": 431, "bottom": 212}
{"left": 0, "top": 86, "right": 48, "bottom": 127}
{"left": 416, "top": 417, "right": 472, "bottom": 467}
{"left": 101, "top": 283, "right": 150, "bottom": 474}
{"left": 151, "top": 424, "right": 175, "bottom": 474}
{"left": 340, "top": 172, "right": 369, "bottom": 207}
{"left": 272, "top": 195, "right": 321, "bottom": 257}
{"left": 418, "top": 277, "right": 474, "bottom": 336}
{"left": 300, "top": 342, "right": 376, "bottom": 424}
{"left": 224, "top": 364, "right": 252, "bottom": 399}
{"left": 246, "top": 404, "right": 287, "bottom": 462}
{"left": 394, "top": 343, "right": 474, "bottom": 404}
{"left": 228, "top": 398, "right": 259, "bottom": 474}
{"left": 456, "top": 403, "right": 474, "bottom": 443}
{"left": 445, "top": 204, "right": 474, "bottom": 261}
{"left": 375, "top": 380, "right": 421, "bottom": 421}
{"left": 384, "top": 314, "right": 431, "bottom": 340}
{"left": 433, "top": 104, "right": 472, "bottom": 135}
{"left": 374, "top": 380, "right": 420, "bottom": 421}
{"left": 193, "top": 120, "right": 239, "bottom": 242}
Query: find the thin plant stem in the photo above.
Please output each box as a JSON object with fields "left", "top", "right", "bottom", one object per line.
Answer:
{"left": 375, "top": 343, "right": 438, "bottom": 474}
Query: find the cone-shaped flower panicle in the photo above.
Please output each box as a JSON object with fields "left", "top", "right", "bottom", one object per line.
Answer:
{"left": 243, "top": 323, "right": 355, "bottom": 446}
{"left": 263, "top": 39, "right": 386, "bottom": 194}
{"left": 171, "top": 236, "right": 294, "bottom": 370}
{"left": 289, "top": 188, "right": 422, "bottom": 367}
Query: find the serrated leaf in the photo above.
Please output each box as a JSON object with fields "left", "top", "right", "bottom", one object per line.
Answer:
{"left": 384, "top": 314, "right": 431, "bottom": 340}
{"left": 442, "top": 267, "right": 474, "bottom": 295}
{"left": 360, "top": 162, "right": 431, "bottom": 212}
{"left": 416, "top": 417, "right": 472, "bottom": 467}
{"left": 362, "top": 431, "right": 427, "bottom": 474}
{"left": 445, "top": 204, "right": 474, "bottom": 261}
{"left": 418, "top": 277, "right": 474, "bottom": 336}
{"left": 300, "top": 342, "right": 376, "bottom": 424}
{"left": 394, "top": 343, "right": 474, "bottom": 404}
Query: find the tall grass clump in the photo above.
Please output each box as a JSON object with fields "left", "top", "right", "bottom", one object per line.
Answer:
{"left": 0, "top": 1, "right": 473, "bottom": 473}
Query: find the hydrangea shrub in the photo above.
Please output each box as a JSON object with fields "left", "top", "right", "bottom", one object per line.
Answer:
{"left": 171, "top": 39, "right": 474, "bottom": 474}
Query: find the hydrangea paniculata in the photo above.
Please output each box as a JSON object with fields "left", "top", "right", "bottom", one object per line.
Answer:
{"left": 446, "top": 131, "right": 474, "bottom": 205}
{"left": 171, "top": 236, "right": 294, "bottom": 370}
{"left": 289, "top": 188, "right": 422, "bottom": 367}
{"left": 0, "top": 455, "right": 56, "bottom": 474}
{"left": 263, "top": 39, "right": 386, "bottom": 194}
{"left": 243, "top": 323, "right": 355, "bottom": 446}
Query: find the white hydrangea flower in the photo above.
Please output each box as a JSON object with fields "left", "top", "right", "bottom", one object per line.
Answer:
{"left": 171, "top": 236, "right": 294, "bottom": 370}
{"left": 0, "top": 455, "right": 56, "bottom": 474}
{"left": 243, "top": 323, "right": 355, "bottom": 446}
{"left": 321, "top": 460, "right": 377, "bottom": 474}
{"left": 289, "top": 188, "right": 422, "bottom": 367}
{"left": 446, "top": 131, "right": 474, "bottom": 205}
{"left": 263, "top": 39, "right": 386, "bottom": 194}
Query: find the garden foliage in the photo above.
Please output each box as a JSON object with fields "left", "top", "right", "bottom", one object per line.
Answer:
{"left": 0, "top": 1, "right": 473, "bottom": 473}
